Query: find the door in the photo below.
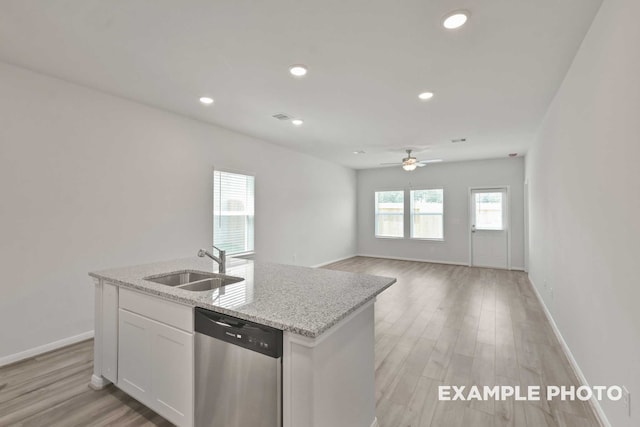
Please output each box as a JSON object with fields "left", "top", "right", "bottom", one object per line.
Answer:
{"left": 470, "top": 188, "right": 509, "bottom": 269}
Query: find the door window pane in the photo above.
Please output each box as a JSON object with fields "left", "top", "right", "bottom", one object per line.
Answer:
{"left": 474, "top": 192, "right": 503, "bottom": 230}
{"left": 411, "top": 189, "right": 444, "bottom": 239}
{"left": 375, "top": 191, "right": 404, "bottom": 238}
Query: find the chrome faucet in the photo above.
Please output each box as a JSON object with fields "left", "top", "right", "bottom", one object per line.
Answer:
{"left": 197, "top": 246, "right": 226, "bottom": 274}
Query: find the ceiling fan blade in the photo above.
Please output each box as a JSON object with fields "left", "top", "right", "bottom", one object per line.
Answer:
{"left": 416, "top": 163, "right": 427, "bottom": 167}
{"left": 379, "top": 162, "right": 401, "bottom": 165}
{"left": 418, "top": 159, "right": 443, "bottom": 164}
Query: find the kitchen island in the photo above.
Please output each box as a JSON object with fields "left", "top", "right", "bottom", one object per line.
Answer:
{"left": 89, "top": 257, "right": 396, "bottom": 427}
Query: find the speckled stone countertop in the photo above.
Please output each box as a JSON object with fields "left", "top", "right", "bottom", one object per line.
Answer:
{"left": 89, "top": 257, "right": 396, "bottom": 338}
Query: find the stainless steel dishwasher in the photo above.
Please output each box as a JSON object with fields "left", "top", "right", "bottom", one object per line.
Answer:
{"left": 194, "top": 307, "right": 283, "bottom": 427}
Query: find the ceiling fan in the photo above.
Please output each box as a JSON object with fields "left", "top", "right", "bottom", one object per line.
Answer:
{"left": 380, "top": 149, "right": 442, "bottom": 171}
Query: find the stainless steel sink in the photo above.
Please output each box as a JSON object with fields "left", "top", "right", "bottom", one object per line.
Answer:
{"left": 179, "top": 275, "right": 244, "bottom": 292}
{"left": 144, "top": 271, "right": 244, "bottom": 292}
{"left": 145, "top": 271, "right": 216, "bottom": 286}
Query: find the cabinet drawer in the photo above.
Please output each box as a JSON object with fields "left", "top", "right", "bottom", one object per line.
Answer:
{"left": 120, "top": 288, "right": 193, "bottom": 332}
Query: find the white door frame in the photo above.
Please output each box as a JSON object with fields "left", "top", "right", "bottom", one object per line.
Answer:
{"left": 468, "top": 186, "right": 511, "bottom": 270}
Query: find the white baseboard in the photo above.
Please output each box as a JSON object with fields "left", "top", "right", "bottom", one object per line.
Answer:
{"left": 0, "top": 330, "right": 94, "bottom": 367}
{"left": 356, "top": 253, "right": 468, "bottom": 267}
{"left": 312, "top": 254, "right": 358, "bottom": 268}
{"left": 370, "top": 416, "right": 379, "bottom": 427}
{"left": 89, "top": 374, "right": 111, "bottom": 390}
{"left": 528, "top": 276, "right": 611, "bottom": 427}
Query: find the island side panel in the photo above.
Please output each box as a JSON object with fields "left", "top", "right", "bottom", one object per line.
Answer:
{"left": 90, "top": 278, "right": 118, "bottom": 389}
{"left": 283, "top": 300, "right": 377, "bottom": 427}
{"left": 101, "top": 282, "right": 119, "bottom": 382}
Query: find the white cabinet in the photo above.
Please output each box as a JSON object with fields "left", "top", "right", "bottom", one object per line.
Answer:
{"left": 117, "top": 289, "right": 194, "bottom": 427}
{"left": 151, "top": 318, "right": 193, "bottom": 424}
{"left": 118, "top": 309, "right": 153, "bottom": 398}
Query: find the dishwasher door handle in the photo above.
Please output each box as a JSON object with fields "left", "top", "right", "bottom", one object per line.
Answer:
{"left": 206, "top": 316, "right": 245, "bottom": 329}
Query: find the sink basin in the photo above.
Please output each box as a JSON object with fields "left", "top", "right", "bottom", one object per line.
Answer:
{"left": 144, "top": 271, "right": 244, "bottom": 292}
{"left": 178, "top": 275, "right": 244, "bottom": 292}
{"left": 145, "top": 271, "right": 216, "bottom": 286}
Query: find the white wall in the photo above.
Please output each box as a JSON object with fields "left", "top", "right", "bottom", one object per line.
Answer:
{"left": 357, "top": 157, "right": 525, "bottom": 268}
{"left": 0, "top": 62, "right": 356, "bottom": 361}
{"left": 526, "top": 0, "right": 639, "bottom": 425}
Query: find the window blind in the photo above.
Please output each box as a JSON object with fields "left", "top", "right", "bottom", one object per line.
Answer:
{"left": 213, "top": 171, "right": 255, "bottom": 255}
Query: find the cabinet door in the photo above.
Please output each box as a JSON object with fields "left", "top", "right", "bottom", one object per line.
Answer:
{"left": 151, "top": 323, "right": 194, "bottom": 427}
{"left": 118, "top": 309, "right": 153, "bottom": 403}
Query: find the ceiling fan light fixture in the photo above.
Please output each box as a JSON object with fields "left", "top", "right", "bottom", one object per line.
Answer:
{"left": 402, "top": 163, "right": 417, "bottom": 171}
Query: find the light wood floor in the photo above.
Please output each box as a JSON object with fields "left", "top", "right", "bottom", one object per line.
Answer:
{"left": 0, "top": 257, "right": 600, "bottom": 427}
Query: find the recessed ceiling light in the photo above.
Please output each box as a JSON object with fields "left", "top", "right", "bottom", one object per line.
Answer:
{"left": 442, "top": 10, "right": 469, "bottom": 29}
{"left": 291, "top": 119, "right": 304, "bottom": 126}
{"left": 353, "top": 150, "right": 366, "bottom": 155}
{"left": 289, "top": 65, "right": 308, "bottom": 77}
{"left": 199, "top": 97, "right": 214, "bottom": 105}
{"left": 418, "top": 92, "right": 434, "bottom": 100}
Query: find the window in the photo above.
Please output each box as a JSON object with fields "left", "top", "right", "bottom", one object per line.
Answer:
{"left": 474, "top": 191, "right": 504, "bottom": 230}
{"left": 410, "top": 189, "right": 444, "bottom": 239}
{"left": 375, "top": 191, "right": 404, "bottom": 238}
{"left": 214, "top": 171, "right": 255, "bottom": 255}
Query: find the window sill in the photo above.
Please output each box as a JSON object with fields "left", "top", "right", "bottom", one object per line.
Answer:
{"left": 374, "top": 236, "right": 405, "bottom": 240}
{"left": 410, "top": 238, "right": 445, "bottom": 242}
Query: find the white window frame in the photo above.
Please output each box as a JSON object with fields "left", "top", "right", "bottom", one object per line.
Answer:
{"left": 213, "top": 168, "right": 256, "bottom": 256}
{"left": 374, "top": 190, "right": 405, "bottom": 239}
{"left": 410, "top": 188, "right": 445, "bottom": 241}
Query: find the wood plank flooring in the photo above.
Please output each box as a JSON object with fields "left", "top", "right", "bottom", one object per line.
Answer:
{"left": 327, "top": 257, "right": 601, "bottom": 427}
{"left": 0, "top": 256, "right": 601, "bottom": 427}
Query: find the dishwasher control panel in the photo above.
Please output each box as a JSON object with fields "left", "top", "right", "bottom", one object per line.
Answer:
{"left": 195, "top": 308, "right": 283, "bottom": 358}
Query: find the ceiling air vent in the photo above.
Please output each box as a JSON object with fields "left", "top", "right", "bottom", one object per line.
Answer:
{"left": 272, "top": 113, "right": 290, "bottom": 121}
{"left": 451, "top": 138, "right": 467, "bottom": 143}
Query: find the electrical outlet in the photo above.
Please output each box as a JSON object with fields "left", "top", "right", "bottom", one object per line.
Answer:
{"left": 623, "top": 386, "right": 630, "bottom": 417}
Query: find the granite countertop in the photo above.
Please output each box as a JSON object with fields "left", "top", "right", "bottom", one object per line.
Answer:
{"left": 89, "top": 257, "right": 396, "bottom": 338}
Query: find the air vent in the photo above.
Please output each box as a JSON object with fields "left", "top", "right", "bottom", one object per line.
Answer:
{"left": 272, "top": 113, "right": 290, "bottom": 121}
{"left": 451, "top": 138, "right": 467, "bottom": 143}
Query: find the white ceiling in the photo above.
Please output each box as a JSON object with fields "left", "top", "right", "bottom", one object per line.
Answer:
{"left": 0, "top": 0, "right": 602, "bottom": 169}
